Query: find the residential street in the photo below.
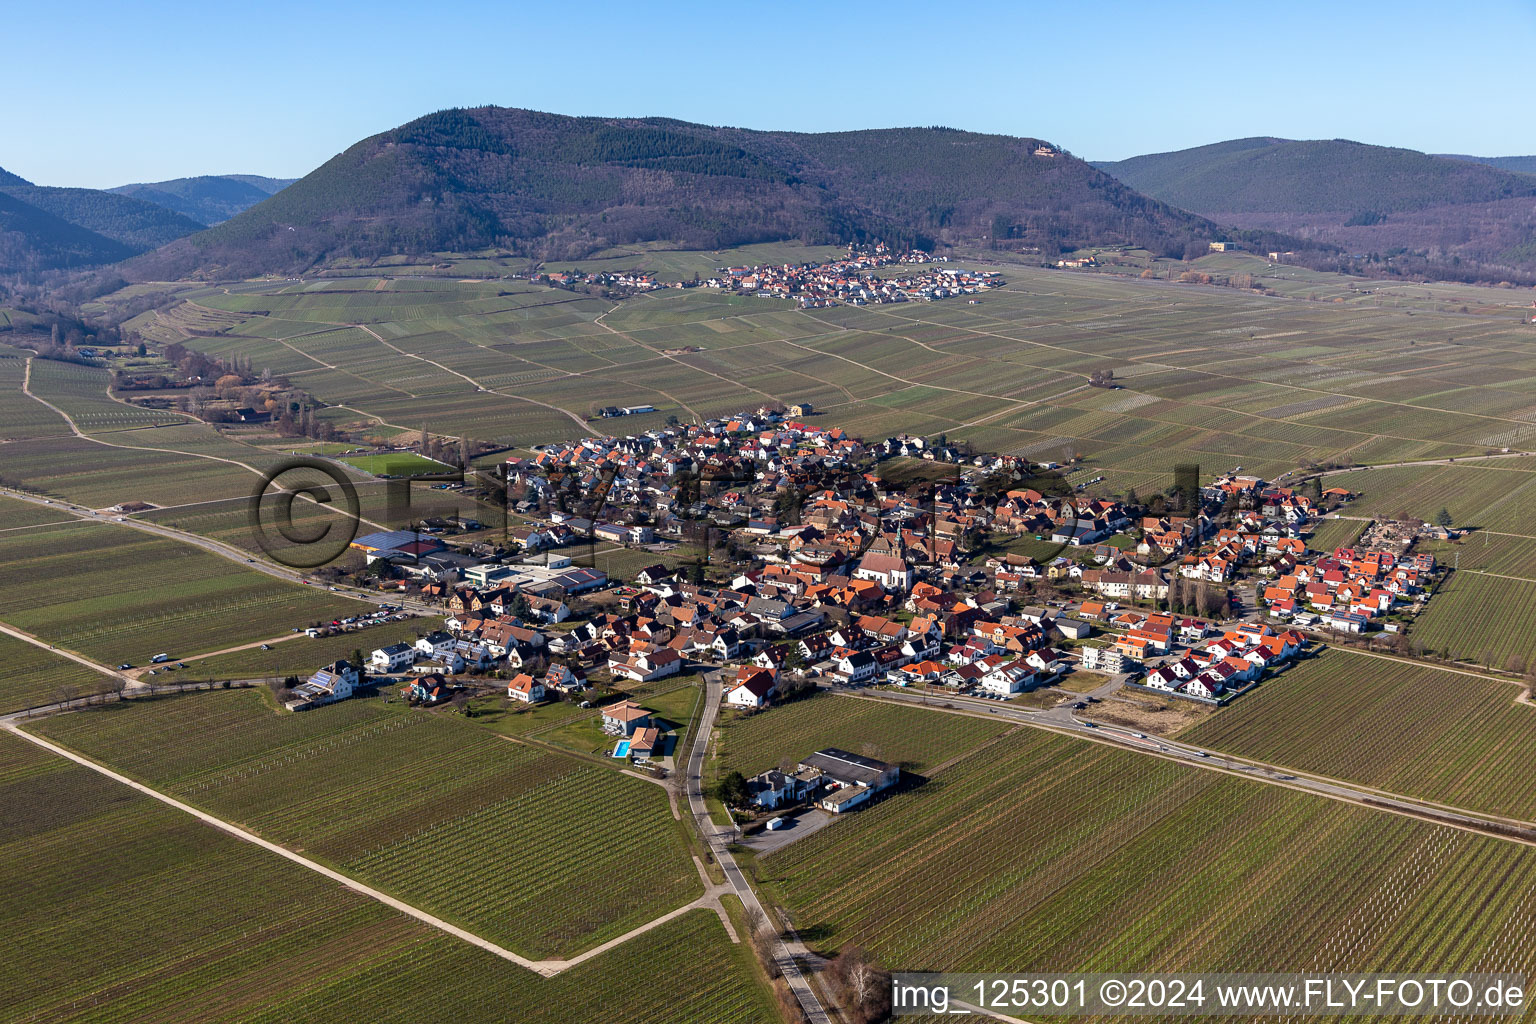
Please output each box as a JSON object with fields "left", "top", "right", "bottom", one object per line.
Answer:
{"left": 685, "top": 670, "right": 832, "bottom": 1024}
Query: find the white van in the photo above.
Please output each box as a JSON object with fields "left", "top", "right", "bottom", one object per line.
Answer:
{"left": 150, "top": 653, "right": 170, "bottom": 663}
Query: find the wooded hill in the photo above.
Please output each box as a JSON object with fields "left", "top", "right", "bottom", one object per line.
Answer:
{"left": 0, "top": 165, "right": 206, "bottom": 273}
{"left": 134, "top": 107, "right": 1272, "bottom": 278}
{"left": 0, "top": 189, "right": 135, "bottom": 273}
{"left": 1095, "top": 138, "right": 1536, "bottom": 272}
{"left": 111, "top": 174, "right": 295, "bottom": 225}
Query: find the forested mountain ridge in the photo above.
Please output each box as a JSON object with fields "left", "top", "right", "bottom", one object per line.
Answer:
{"left": 1096, "top": 137, "right": 1536, "bottom": 215}
{"left": 1095, "top": 137, "right": 1536, "bottom": 272}
{"left": 1437, "top": 154, "right": 1536, "bottom": 176}
{"left": 111, "top": 174, "right": 296, "bottom": 225}
{"left": 0, "top": 162, "right": 207, "bottom": 272}
{"left": 0, "top": 191, "right": 135, "bottom": 273}
{"left": 0, "top": 183, "right": 206, "bottom": 251}
{"left": 132, "top": 107, "right": 1265, "bottom": 277}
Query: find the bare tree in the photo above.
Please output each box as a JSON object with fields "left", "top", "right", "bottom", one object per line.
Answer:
{"left": 829, "top": 944, "right": 891, "bottom": 1024}
{"left": 746, "top": 907, "right": 781, "bottom": 979}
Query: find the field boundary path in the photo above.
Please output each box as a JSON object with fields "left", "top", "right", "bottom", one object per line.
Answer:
{"left": 5, "top": 687, "right": 741, "bottom": 978}
{"left": 347, "top": 321, "right": 596, "bottom": 434}
{"left": 2, "top": 722, "right": 568, "bottom": 974}
{"left": 686, "top": 670, "right": 833, "bottom": 1024}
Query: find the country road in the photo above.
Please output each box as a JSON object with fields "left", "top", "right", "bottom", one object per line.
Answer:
{"left": 1316, "top": 450, "right": 1536, "bottom": 475}
{"left": 852, "top": 684, "right": 1536, "bottom": 844}
{"left": 686, "top": 670, "right": 832, "bottom": 1024}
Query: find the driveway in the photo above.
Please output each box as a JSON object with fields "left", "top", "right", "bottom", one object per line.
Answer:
{"left": 739, "top": 808, "right": 835, "bottom": 854}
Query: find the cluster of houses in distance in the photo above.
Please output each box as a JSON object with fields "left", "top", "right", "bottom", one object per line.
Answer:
{"left": 525, "top": 243, "right": 1003, "bottom": 308}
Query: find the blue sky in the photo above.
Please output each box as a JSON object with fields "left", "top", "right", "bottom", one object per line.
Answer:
{"left": 7, "top": 0, "right": 1534, "bottom": 188}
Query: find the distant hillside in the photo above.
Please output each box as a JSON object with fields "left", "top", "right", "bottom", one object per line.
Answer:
{"left": 1438, "top": 154, "right": 1536, "bottom": 176}
{"left": 111, "top": 174, "right": 295, "bottom": 225}
{"left": 135, "top": 107, "right": 1254, "bottom": 278}
{"left": 1097, "top": 138, "right": 1536, "bottom": 272}
{"left": 0, "top": 191, "right": 133, "bottom": 273}
{"left": 0, "top": 184, "right": 205, "bottom": 252}
{"left": 1097, "top": 138, "right": 1536, "bottom": 216}
{"left": 0, "top": 164, "right": 208, "bottom": 273}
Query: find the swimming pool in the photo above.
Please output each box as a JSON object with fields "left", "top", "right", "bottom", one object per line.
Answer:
{"left": 612, "top": 740, "right": 631, "bottom": 758}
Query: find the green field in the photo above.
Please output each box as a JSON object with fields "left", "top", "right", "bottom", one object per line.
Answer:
{"left": 0, "top": 492, "right": 79, "bottom": 529}
{"left": 29, "top": 689, "right": 701, "bottom": 959}
{"left": 1419, "top": 532, "right": 1536, "bottom": 580}
{"left": 714, "top": 691, "right": 1013, "bottom": 781}
{"left": 757, "top": 726, "right": 1536, "bottom": 989}
{"left": 1339, "top": 462, "right": 1536, "bottom": 537}
{"left": 1179, "top": 649, "right": 1536, "bottom": 820}
{"left": 0, "top": 732, "right": 774, "bottom": 1024}
{"left": 0, "top": 632, "right": 117, "bottom": 712}
{"left": 1409, "top": 571, "right": 1536, "bottom": 670}
{"left": 338, "top": 451, "right": 458, "bottom": 476}
{"left": 1304, "top": 514, "right": 1367, "bottom": 553}
{"left": 0, "top": 523, "right": 368, "bottom": 663}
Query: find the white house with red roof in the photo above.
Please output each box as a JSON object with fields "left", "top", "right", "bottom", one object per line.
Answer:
{"left": 506, "top": 673, "right": 546, "bottom": 703}
{"left": 726, "top": 666, "right": 778, "bottom": 708}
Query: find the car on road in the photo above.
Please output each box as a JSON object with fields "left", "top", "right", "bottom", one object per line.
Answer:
{"left": 117, "top": 663, "right": 132, "bottom": 670}
{"left": 1131, "top": 732, "right": 1147, "bottom": 739}
{"left": 1195, "top": 751, "right": 1208, "bottom": 758}
{"left": 1072, "top": 701, "right": 1087, "bottom": 709}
